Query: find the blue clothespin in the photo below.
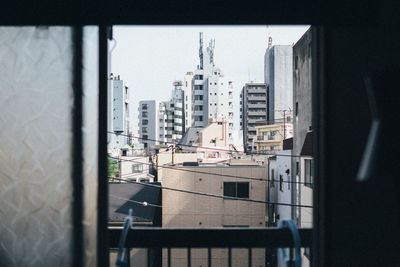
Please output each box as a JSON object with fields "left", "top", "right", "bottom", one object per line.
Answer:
{"left": 116, "top": 209, "right": 134, "bottom": 267}
{"left": 278, "top": 219, "right": 301, "bottom": 267}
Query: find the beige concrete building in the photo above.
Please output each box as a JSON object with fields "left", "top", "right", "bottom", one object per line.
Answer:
{"left": 161, "top": 165, "right": 268, "bottom": 267}
{"left": 255, "top": 123, "right": 293, "bottom": 153}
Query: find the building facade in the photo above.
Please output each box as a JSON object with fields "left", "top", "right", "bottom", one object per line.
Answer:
{"left": 240, "top": 83, "right": 268, "bottom": 152}
{"left": 187, "top": 33, "right": 234, "bottom": 145}
{"left": 255, "top": 120, "right": 293, "bottom": 153}
{"left": 138, "top": 100, "right": 163, "bottom": 152}
{"left": 107, "top": 73, "right": 131, "bottom": 156}
{"left": 161, "top": 165, "right": 268, "bottom": 267}
{"left": 264, "top": 45, "right": 293, "bottom": 122}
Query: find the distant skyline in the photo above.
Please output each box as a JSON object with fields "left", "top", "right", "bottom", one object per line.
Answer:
{"left": 111, "top": 25, "right": 310, "bottom": 131}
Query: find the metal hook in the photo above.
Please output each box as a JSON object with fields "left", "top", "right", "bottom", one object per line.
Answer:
{"left": 278, "top": 219, "right": 302, "bottom": 267}
{"left": 116, "top": 209, "right": 134, "bottom": 267}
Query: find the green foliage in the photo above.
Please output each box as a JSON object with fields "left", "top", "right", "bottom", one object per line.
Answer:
{"left": 108, "top": 158, "right": 119, "bottom": 182}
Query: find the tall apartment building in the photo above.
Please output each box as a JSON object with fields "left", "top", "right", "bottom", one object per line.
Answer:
{"left": 240, "top": 83, "right": 268, "bottom": 152}
{"left": 138, "top": 100, "right": 163, "bottom": 152}
{"left": 185, "top": 33, "right": 234, "bottom": 143}
{"left": 138, "top": 82, "right": 185, "bottom": 152}
{"left": 164, "top": 81, "right": 184, "bottom": 143}
{"left": 107, "top": 73, "right": 131, "bottom": 155}
{"left": 264, "top": 44, "right": 293, "bottom": 122}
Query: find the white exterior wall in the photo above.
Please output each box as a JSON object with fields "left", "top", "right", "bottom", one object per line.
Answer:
{"left": 120, "top": 156, "right": 153, "bottom": 182}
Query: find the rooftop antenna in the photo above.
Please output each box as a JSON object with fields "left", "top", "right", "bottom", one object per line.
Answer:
{"left": 266, "top": 25, "right": 272, "bottom": 48}
{"left": 199, "top": 32, "right": 204, "bottom": 69}
{"left": 209, "top": 39, "right": 215, "bottom": 65}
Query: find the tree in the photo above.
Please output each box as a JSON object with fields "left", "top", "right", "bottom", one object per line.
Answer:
{"left": 108, "top": 157, "right": 119, "bottom": 182}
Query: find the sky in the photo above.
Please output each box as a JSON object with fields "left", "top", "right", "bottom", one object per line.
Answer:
{"left": 111, "top": 25, "right": 310, "bottom": 131}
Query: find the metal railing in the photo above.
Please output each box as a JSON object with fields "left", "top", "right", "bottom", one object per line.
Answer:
{"left": 109, "top": 227, "right": 312, "bottom": 267}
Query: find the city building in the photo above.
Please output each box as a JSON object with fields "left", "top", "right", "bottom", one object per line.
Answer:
{"left": 264, "top": 44, "right": 293, "bottom": 122}
{"left": 120, "top": 155, "right": 154, "bottom": 183}
{"left": 255, "top": 119, "right": 293, "bottom": 153}
{"left": 183, "top": 72, "right": 194, "bottom": 132}
{"left": 178, "top": 118, "right": 238, "bottom": 164}
{"left": 188, "top": 33, "right": 234, "bottom": 145}
{"left": 138, "top": 100, "right": 164, "bottom": 152}
{"left": 164, "top": 81, "right": 185, "bottom": 143}
{"left": 107, "top": 73, "right": 131, "bottom": 156}
{"left": 161, "top": 164, "right": 268, "bottom": 267}
{"left": 292, "top": 27, "right": 313, "bottom": 266}
{"left": 267, "top": 138, "right": 293, "bottom": 267}
{"left": 240, "top": 82, "right": 268, "bottom": 152}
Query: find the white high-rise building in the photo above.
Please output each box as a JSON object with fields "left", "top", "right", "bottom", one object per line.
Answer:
{"left": 164, "top": 81, "right": 184, "bottom": 143}
{"left": 264, "top": 44, "right": 293, "bottom": 122}
{"left": 107, "top": 73, "right": 131, "bottom": 155}
{"left": 186, "top": 33, "right": 234, "bottom": 143}
{"left": 138, "top": 82, "right": 185, "bottom": 152}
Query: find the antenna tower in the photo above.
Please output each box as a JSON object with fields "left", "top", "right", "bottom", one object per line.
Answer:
{"left": 199, "top": 32, "right": 204, "bottom": 69}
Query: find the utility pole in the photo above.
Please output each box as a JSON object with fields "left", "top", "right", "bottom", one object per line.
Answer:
{"left": 283, "top": 110, "right": 286, "bottom": 140}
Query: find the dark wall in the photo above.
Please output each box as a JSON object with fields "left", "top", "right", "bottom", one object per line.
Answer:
{"left": 319, "top": 2, "right": 400, "bottom": 266}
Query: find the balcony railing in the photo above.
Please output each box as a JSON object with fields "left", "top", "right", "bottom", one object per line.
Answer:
{"left": 109, "top": 227, "right": 312, "bottom": 267}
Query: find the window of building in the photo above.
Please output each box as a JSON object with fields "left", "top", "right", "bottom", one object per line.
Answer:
{"left": 142, "top": 119, "right": 148, "bottom": 125}
{"left": 223, "top": 182, "right": 249, "bottom": 198}
{"left": 194, "top": 95, "right": 203, "bottom": 100}
{"left": 296, "top": 161, "right": 300, "bottom": 175}
{"left": 131, "top": 164, "right": 143, "bottom": 173}
{"left": 144, "top": 143, "right": 148, "bottom": 148}
{"left": 221, "top": 93, "right": 223, "bottom": 95}
{"left": 142, "top": 111, "right": 148, "bottom": 117}
{"left": 214, "top": 82, "right": 217, "bottom": 85}
{"left": 142, "top": 135, "right": 148, "bottom": 140}
{"left": 142, "top": 103, "right": 148, "bottom": 110}
{"left": 305, "top": 159, "right": 313, "bottom": 186}
{"left": 210, "top": 103, "right": 212, "bottom": 106}
{"left": 214, "top": 93, "right": 217, "bottom": 95}
{"left": 279, "top": 175, "right": 283, "bottom": 192}
{"left": 142, "top": 127, "right": 147, "bottom": 133}
{"left": 210, "top": 93, "right": 212, "bottom": 95}
{"left": 295, "top": 102, "right": 299, "bottom": 116}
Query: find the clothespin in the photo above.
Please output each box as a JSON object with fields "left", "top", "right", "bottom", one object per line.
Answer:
{"left": 116, "top": 209, "right": 134, "bottom": 267}
{"left": 278, "top": 219, "right": 301, "bottom": 267}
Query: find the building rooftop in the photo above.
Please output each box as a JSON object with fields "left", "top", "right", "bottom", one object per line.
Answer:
{"left": 108, "top": 182, "right": 161, "bottom": 223}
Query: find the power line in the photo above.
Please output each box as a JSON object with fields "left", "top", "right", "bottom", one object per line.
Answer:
{"left": 110, "top": 156, "right": 306, "bottom": 185}
{"left": 107, "top": 131, "right": 304, "bottom": 158}
{"left": 109, "top": 177, "right": 313, "bottom": 209}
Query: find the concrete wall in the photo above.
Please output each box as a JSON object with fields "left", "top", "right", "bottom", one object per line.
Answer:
{"left": 162, "top": 166, "right": 267, "bottom": 267}
{"left": 265, "top": 45, "right": 293, "bottom": 122}
{"left": 292, "top": 28, "right": 312, "bottom": 267}
{"left": 138, "top": 100, "right": 160, "bottom": 151}
{"left": 292, "top": 28, "right": 312, "bottom": 227}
